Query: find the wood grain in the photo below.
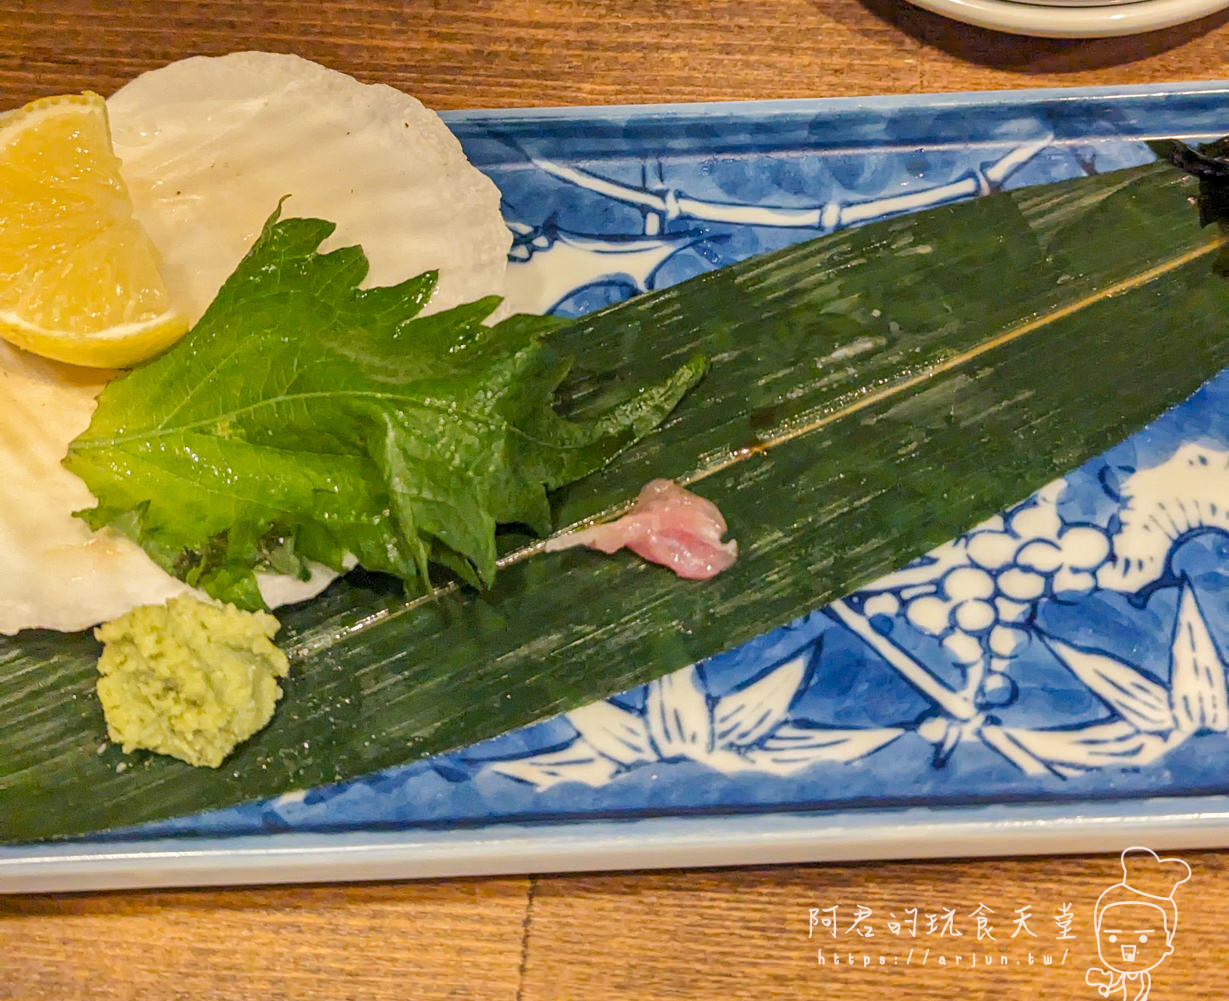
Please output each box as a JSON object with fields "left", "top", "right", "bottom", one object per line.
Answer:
{"left": 523, "top": 853, "right": 1229, "bottom": 1000}
{"left": 2, "top": 2, "right": 1229, "bottom": 999}
{"left": 3, "top": 0, "right": 1229, "bottom": 112}
{"left": 0, "top": 878, "right": 530, "bottom": 1000}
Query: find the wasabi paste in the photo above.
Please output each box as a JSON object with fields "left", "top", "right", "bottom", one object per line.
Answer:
{"left": 94, "top": 595, "right": 290, "bottom": 768}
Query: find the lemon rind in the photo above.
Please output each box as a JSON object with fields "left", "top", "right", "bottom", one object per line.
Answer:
{"left": 0, "top": 308, "right": 188, "bottom": 368}
{"left": 0, "top": 91, "right": 109, "bottom": 141}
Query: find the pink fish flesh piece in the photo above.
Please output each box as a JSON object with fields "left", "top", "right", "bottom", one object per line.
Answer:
{"left": 545, "top": 479, "right": 737, "bottom": 579}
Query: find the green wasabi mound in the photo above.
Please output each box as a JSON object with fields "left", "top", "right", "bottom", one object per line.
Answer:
{"left": 94, "top": 595, "right": 290, "bottom": 768}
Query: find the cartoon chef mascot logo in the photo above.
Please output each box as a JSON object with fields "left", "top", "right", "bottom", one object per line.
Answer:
{"left": 1085, "top": 847, "right": 1191, "bottom": 1001}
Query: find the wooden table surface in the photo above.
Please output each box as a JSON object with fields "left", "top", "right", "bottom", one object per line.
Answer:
{"left": 3, "top": 2, "right": 1229, "bottom": 999}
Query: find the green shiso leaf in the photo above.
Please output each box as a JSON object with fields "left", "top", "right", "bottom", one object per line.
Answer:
{"left": 64, "top": 209, "right": 706, "bottom": 608}
{"left": 3, "top": 154, "right": 1229, "bottom": 842}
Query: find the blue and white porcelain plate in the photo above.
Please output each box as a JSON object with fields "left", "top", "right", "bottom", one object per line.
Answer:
{"left": 8, "top": 80, "right": 1229, "bottom": 892}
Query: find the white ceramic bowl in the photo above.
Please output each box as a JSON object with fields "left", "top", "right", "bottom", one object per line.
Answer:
{"left": 907, "top": 0, "right": 1229, "bottom": 36}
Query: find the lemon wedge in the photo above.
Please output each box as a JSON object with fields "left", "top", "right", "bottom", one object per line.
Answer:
{"left": 0, "top": 92, "right": 187, "bottom": 368}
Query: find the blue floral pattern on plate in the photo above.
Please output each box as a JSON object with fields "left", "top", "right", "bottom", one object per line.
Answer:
{"left": 79, "top": 83, "right": 1229, "bottom": 843}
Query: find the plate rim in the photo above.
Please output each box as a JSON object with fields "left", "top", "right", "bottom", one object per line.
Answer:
{"left": 6, "top": 792, "right": 1229, "bottom": 893}
{"left": 902, "top": 0, "right": 1229, "bottom": 38}
{"left": 436, "top": 78, "right": 1229, "bottom": 120}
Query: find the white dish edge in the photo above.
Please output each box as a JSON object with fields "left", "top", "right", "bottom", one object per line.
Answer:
{"left": 905, "top": 0, "right": 1229, "bottom": 37}
{"left": 4, "top": 796, "right": 1229, "bottom": 893}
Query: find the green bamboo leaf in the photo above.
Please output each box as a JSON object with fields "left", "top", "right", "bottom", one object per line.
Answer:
{"left": 3, "top": 157, "right": 1228, "bottom": 842}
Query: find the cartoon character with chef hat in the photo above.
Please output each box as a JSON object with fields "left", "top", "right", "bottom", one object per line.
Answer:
{"left": 1085, "top": 847, "right": 1191, "bottom": 1001}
